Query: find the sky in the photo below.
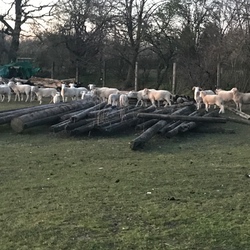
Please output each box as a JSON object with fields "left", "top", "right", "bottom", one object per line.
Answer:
{"left": 0, "top": 0, "right": 58, "bottom": 33}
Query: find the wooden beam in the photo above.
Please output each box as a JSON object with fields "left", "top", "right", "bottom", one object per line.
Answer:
{"left": 137, "top": 113, "right": 227, "bottom": 123}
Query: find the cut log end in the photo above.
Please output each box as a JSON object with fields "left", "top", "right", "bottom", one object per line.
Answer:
{"left": 11, "top": 117, "right": 25, "bottom": 133}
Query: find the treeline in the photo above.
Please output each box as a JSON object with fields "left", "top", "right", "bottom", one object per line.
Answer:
{"left": 1, "top": 0, "right": 250, "bottom": 94}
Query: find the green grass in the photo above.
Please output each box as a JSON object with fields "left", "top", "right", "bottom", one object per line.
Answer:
{"left": 1, "top": 101, "right": 250, "bottom": 249}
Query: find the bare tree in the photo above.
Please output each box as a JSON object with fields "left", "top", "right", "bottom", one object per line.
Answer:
{"left": 55, "top": 0, "right": 113, "bottom": 83}
{"left": 0, "top": 0, "right": 57, "bottom": 62}
{"left": 109, "top": 0, "right": 161, "bottom": 88}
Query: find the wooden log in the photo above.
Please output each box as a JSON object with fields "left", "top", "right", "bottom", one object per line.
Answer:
{"left": 101, "top": 118, "right": 138, "bottom": 133}
{"left": 135, "top": 119, "right": 159, "bottom": 131}
{"left": 153, "top": 102, "right": 195, "bottom": 114}
{"left": 70, "top": 102, "right": 106, "bottom": 122}
{"left": 69, "top": 121, "right": 96, "bottom": 136}
{"left": 65, "top": 118, "right": 96, "bottom": 131}
{"left": 50, "top": 119, "right": 71, "bottom": 133}
{"left": 87, "top": 107, "right": 113, "bottom": 118}
{"left": 130, "top": 106, "right": 196, "bottom": 150}
{"left": 130, "top": 120, "right": 168, "bottom": 150}
{"left": 137, "top": 112, "right": 227, "bottom": 123}
{"left": 226, "top": 116, "right": 250, "bottom": 125}
{"left": 0, "top": 103, "right": 57, "bottom": 125}
{"left": 122, "top": 106, "right": 155, "bottom": 120}
{"left": 158, "top": 120, "right": 182, "bottom": 134}
{"left": 165, "top": 110, "right": 220, "bottom": 138}
{"left": 226, "top": 106, "right": 250, "bottom": 119}
{"left": 11, "top": 101, "right": 95, "bottom": 133}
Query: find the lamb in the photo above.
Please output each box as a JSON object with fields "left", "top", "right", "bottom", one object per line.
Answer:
{"left": 33, "top": 86, "right": 58, "bottom": 104}
{"left": 231, "top": 87, "right": 250, "bottom": 112}
{"left": 0, "top": 84, "right": 12, "bottom": 102}
{"left": 91, "top": 87, "right": 119, "bottom": 102}
{"left": 192, "top": 86, "right": 215, "bottom": 109}
{"left": 8, "top": 81, "right": 31, "bottom": 102}
{"left": 215, "top": 88, "right": 237, "bottom": 108}
{"left": 53, "top": 92, "right": 61, "bottom": 104}
{"left": 119, "top": 93, "right": 129, "bottom": 107}
{"left": 142, "top": 88, "right": 172, "bottom": 107}
{"left": 199, "top": 91, "right": 225, "bottom": 113}
{"left": 108, "top": 93, "right": 120, "bottom": 106}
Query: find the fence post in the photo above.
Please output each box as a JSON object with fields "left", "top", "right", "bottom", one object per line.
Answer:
{"left": 135, "top": 61, "right": 138, "bottom": 91}
{"left": 172, "top": 62, "right": 176, "bottom": 94}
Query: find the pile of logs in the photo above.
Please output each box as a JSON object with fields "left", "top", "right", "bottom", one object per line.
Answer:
{"left": 0, "top": 99, "right": 250, "bottom": 150}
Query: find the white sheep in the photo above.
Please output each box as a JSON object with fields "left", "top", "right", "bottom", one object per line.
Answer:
{"left": 91, "top": 87, "right": 119, "bottom": 102}
{"left": 128, "top": 90, "right": 149, "bottom": 107}
{"left": 108, "top": 93, "right": 120, "bottom": 106}
{"left": 200, "top": 91, "right": 225, "bottom": 113}
{"left": 215, "top": 88, "right": 237, "bottom": 108}
{"left": 192, "top": 86, "right": 215, "bottom": 109}
{"left": 0, "top": 84, "right": 12, "bottom": 102}
{"left": 231, "top": 87, "right": 250, "bottom": 112}
{"left": 30, "top": 86, "right": 37, "bottom": 102}
{"left": 53, "top": 92, "right": 61, "bottom": 104}
{"left": 69, "top": 83, "right": 88, "bottom": 99}
{"left": 8, "top": 81, "right": 31, "bottom": 102}
{"left": 61, "top": 83, "right": 78, "bottom": 102}
{"left": 88, "top": 84, "right": 96, "bottom": 90}
{"left": 142, "top": 88, "right": 172, "bottom": 107}
{"left": 119, "top": 93, "right": 129, "bottom": 107}
{"left": 33, "top": 86, "right": 58, "bottom": 104}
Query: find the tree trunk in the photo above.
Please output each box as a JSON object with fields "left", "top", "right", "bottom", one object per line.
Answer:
{"left": 70, "top": 102, "right": 106, "bottom": 122}
{"left": 0, "top": 103, "right": 56, "bottom": 125}
{"left": 11, "top": 101, "right": 94, "bottom": 133}
{"left": 130, "top": 120, "right": 168, "bottom": 150}
{"left": 9, "top": 0, "right": 22, "bottom": 62}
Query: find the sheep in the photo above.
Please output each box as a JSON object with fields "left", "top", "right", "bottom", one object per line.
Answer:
{"left": 61, "top": 83, "right": 78, "bottom": 102}
{"left": 108, "top": 93, "right": 120, "bottom": 106}
{"left": 128, "top": 90, "right": 150, "bottom": 107}
{"left": 33, "top": 86, "right": 58, "bottom": 104}
{"left": 192, "top": 86, "right": 215, "bottom": 110}
{"left": 30, "top": 86, "right": 37, "bottom": 102}
{"left": 8, "top": 81, "right": 31, "bottom": 102}
{"left": 91, "top": 87, "right": 119, "bottom": 102}
{"left": 119, "top": 93, "right": 129, "bottom": 107}
{"left": 69, "top": 83, "right": 88, "bottom": 99}
{"left": 215, "top": 88, "right": 237, "bottom": 109}
{"left": 0, "top": 84, "right": 12, "bottom": 102}
{"left": 53, "top": 92, "right": 61, "bottom": 104}
{"left": 199, "top": 91, "right": 225, "bottom": 113}
{"left": 231, "top": 87, "right": 250, "bottom": 112}
{"left": 88, "top": 84, "right": 96, "bottom": 90}
{"left": 142, "top": 88, "right": 173, "bottom": 107}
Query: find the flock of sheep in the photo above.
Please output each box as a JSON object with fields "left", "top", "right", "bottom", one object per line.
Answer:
{"left": 193, "top": 86, "right": 250, "bottom": 113}
{"left": 0, "top": 77, "right": 250, "bottom": 114}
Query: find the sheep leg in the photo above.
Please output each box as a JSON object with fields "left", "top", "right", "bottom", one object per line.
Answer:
{"left": 164, "top": 99, "right": 172, "bottom": 107}
{"left": 25, "top": 94, "right": 29, "bottom": 102}
{"left": 205, "top": 103, "right": 209, "bottom": 112}
{"left": 239, "top": 103, "right": 242, "bottom": 112}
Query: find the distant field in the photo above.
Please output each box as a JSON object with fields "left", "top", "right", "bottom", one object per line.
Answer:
{"left": 1, "top": 100, "right": 250, "bottom": 250}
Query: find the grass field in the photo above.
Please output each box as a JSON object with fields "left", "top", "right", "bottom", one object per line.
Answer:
{"left": 1, "top": 100, "right": 250, "bottom": 250}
